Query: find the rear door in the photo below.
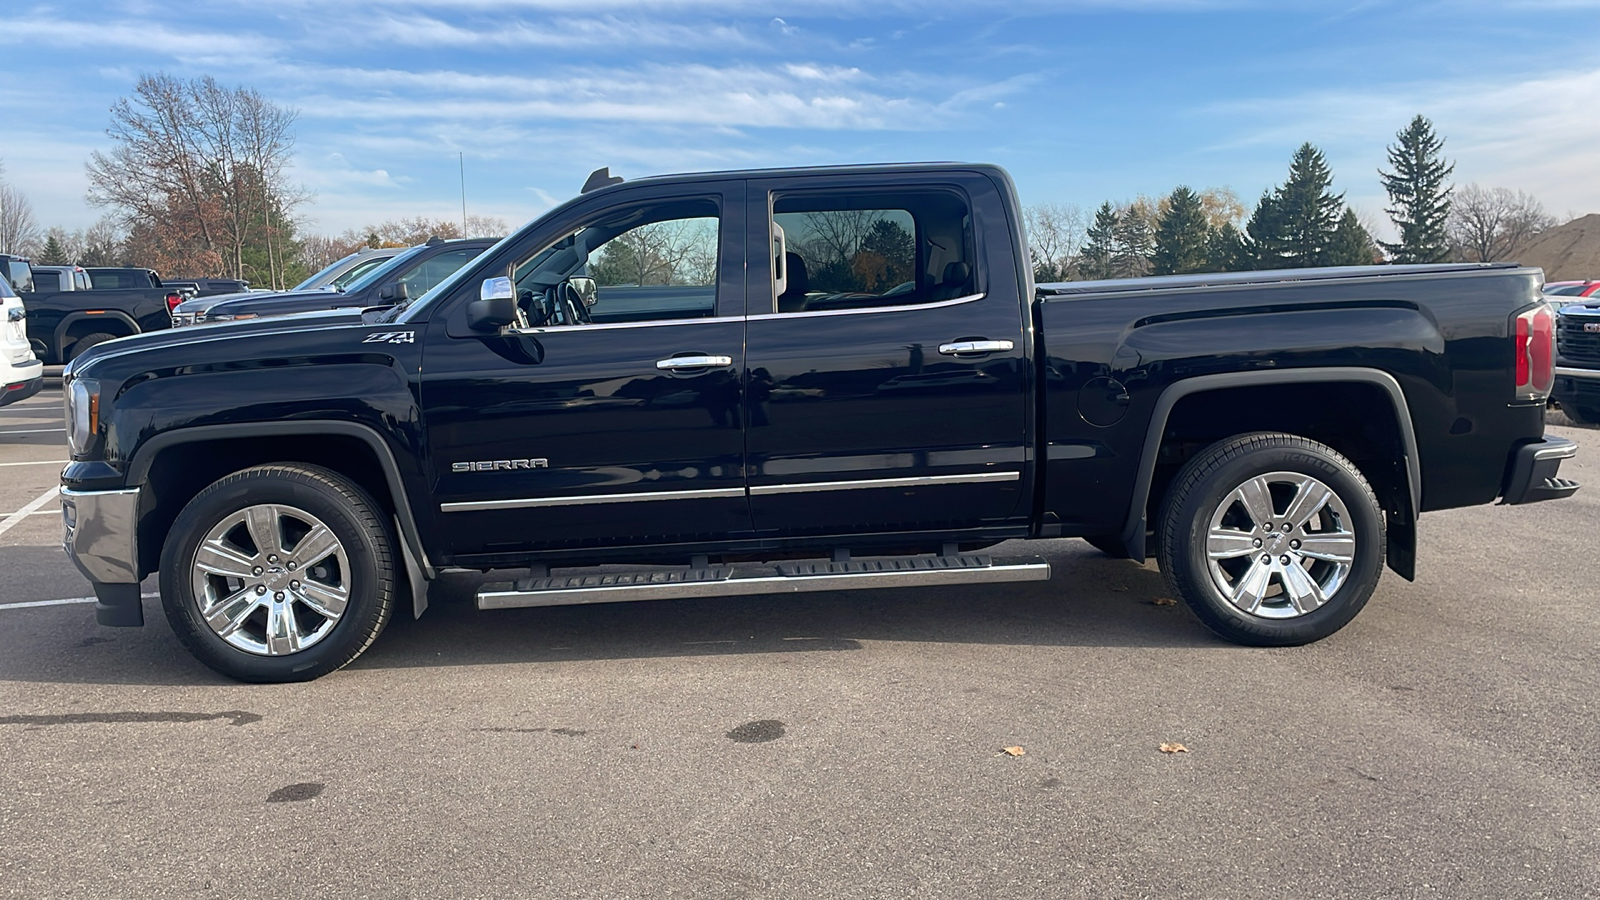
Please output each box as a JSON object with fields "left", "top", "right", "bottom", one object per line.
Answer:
{"left": 740, "top": 172, "right": 1032, "bottom": 538}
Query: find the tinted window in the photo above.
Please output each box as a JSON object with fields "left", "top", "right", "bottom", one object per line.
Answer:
{"left": 89, "top": 270, "right": 141, "bottom": 290}
{"left": 332, "top": 257, "right": 389, "bottom": 290}
{"left": 0, "top": 271, "right": 15, "bottom": 298}
{"left": 32, "top": 271, "right": 60, "bottom": 292}
{"left": 6, "top": 261, "right": 33, "bottom": 292}
{"left": 511, "top": 197, "right": 720, "bottom": 327}
{"left": 398, "top": 248, "right": 483, "bottom": 297}
{"left": 1546, "top": 285, "right": 1587, "bottom": 296}
{"left": 766, "top": 190, "right": 973, "bottom": 314}
{"left": 342, "top": 248, "right": 425, "bottom": 294}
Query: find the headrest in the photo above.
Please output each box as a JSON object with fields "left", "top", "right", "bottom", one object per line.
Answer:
{"left": 942, "top": 261, "right": 971, "bottom": 285}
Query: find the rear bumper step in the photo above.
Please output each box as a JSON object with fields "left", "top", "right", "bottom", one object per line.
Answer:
{"left": 477, "top": 554, "right": 1051, "bottom": 610}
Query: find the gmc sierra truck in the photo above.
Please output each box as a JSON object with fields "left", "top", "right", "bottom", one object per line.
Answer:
{"left": 1551, "top": 296, "right": 1600, "bottom": 424}
{"left": 59, "top": 163, "right": 1579, "bottom": 682}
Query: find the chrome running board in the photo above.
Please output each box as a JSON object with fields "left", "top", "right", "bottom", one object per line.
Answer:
{"left": 476, "top": 554, "right": 1051, "bottom": 610}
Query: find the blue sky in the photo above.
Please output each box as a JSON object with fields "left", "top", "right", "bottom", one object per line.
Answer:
{"left": 3, "top": 0, "right": 1598, "bottom": 240}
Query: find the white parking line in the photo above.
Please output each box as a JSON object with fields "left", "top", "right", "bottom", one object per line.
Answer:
{"left": 0, "top": 428, "right": 66, "bottom": 434}
{"left": 0, "top": 487, "right": 59, "bottom": 538}
{"left": 0, "top": 459, "right": 68, "bottom": 467}
{"left": 0, "top": 592, "right": 159, "bottom": 612}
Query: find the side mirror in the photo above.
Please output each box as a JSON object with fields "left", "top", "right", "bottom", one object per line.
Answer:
{"left": 467, "top": 277, "right": 517, "bottom": 331}
{"left": 379, "top": 282, "right": 410, "bottom": 303}
{"left": 567, "top": 276, "right": 598, "bottom": 307}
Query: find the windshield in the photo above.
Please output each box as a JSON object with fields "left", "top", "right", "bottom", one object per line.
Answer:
{"left": 340, "top": 246, "right": 426, "bottom": 294}
{"left": 331, "top": 256, "right": 391, "bottom": 290}
{"left": 292, "top": 254, "right": 357, "bottom": 291}
{"left": 391, "top": 233, "right": 521, "bottom": 324}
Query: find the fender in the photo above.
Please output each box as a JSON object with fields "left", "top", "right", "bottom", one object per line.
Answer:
{"left": 125, "top": 421, "right": 437, "bottom": 608}
{"left": 54, "top": 310, "right": 141, "bottom": 360}
{"left": 1119, "top": 367, "right": 1421, "bottom": 579}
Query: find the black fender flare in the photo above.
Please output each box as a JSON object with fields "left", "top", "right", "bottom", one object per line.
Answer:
{"left": 125, "top": 421, "right": 436, "bottom": 612}
{"left": 54, "top": 310, "right": 140, "bottom": 360}
{"left": 1119, "top": 367, "right": 1421, "bottom": 579}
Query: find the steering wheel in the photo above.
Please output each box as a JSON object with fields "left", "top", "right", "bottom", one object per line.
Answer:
{"left": 555, "top": 281, "right": 593, "bottom": 326}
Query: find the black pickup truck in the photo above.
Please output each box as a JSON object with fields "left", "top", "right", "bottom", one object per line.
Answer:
{"left": 16, "top": 264, "right": 191, "bottom": 364}
{"left": 58, "top": 163, "right": 1578, "bottom": 682}
{"left": 168, "top": 238, "right": 495, "bottom": 327}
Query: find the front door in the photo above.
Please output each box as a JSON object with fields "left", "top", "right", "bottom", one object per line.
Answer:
{"left": 420, "top": 183, "right": 751, "bottom": 563}
{"left": 741, "top": 173, "right": 1032, "bottom": 538}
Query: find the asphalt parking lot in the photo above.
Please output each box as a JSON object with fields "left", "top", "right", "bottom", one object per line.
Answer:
{"left": 1, "top": 385, "right": 1596, "bottom": 899}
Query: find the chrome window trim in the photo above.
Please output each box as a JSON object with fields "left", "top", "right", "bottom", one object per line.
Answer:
{"left": 441, "top": 486, "right": 745, "bottom": 513}
{"left": 747, "top": 292, "right": 985, "bottom": 321}
{"left": 749, "top": 471, "right": 1019, "bottom": 496}
{"left": 508, "top": 314, "right": 744, "bottom": 336}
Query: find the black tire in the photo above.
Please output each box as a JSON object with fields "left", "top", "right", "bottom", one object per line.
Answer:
{"left": 68, "top": 332, "right": 119, "bottom": 361}
{"left": 160, "top": 464, "right": 396, "bottom": 682}
{"left": 1157, "top": 432, "right": 1385, "bottom": 647}
{"left": 1565, "top": 403, "right": 1600, "bottom": 426}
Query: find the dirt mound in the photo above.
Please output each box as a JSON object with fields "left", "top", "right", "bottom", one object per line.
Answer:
{"left": 1512, "top": 213, "right": 1600, "bottom": 282}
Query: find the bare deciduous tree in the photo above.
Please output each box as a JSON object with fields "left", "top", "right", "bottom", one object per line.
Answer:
{"left": 87, "top": 74, "right": 306, "bottom": 286}
{"left": 1024, "top": 202, "right": 1086, "bottom": 281}
{"left": 1448, "top": 183, "right": 1556, "bottom": 262}
{"left": 0, "top": 162, "right": 42, "bottom": 256}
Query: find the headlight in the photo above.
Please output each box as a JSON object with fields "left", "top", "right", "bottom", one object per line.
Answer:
{"left": 65, "top": 377, "right": 101, "bottom": 456}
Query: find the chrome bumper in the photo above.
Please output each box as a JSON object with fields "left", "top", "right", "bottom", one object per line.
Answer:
{"left": 61, "top": 486, "right": 142, "bottom": 584}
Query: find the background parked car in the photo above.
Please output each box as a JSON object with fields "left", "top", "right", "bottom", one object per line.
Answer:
{"left": 27, "top": 265, "right": 94, "bottom": 293}
{"left": 1544, "top": 280, "right": 1600, "bottom": 302}
{"left": 0, "top": 275, "right": 44, "bottom": 406}
{"left": 175, "top": 237, "right": 496, "bottom": 325}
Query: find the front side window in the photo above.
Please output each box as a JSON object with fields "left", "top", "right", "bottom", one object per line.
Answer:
{"left": 510, "top": 197, "right": 720, "bottom": 328}
{"left": 332, "top": 257, "right": 388, "bottom": 290}
{"left": 767, "top": 189, "right": 974, "bottom": 314}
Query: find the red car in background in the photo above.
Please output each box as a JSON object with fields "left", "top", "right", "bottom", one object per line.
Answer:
{"left": 1545, "top": 280, "right": 1600, "bottom": 300}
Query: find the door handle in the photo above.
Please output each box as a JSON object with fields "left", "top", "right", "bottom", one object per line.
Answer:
{"left": 938, "top": 340, "right": 1014, "bottom": 356}
{"left": 656, "top": 355, "right": 733, "bottom": 370}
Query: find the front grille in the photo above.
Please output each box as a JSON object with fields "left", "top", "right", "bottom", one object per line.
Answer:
{"left": 1557, "top": 314, "right": 1600, "bottom": 364}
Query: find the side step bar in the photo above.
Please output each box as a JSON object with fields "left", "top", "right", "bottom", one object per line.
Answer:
{"left": 477, "top": 554, "right": 1051, "bottom": 610}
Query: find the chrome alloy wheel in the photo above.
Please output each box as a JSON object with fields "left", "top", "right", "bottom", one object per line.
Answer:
{"left": 1203, "top": 471, "right": 1357, "bottom": 619}
{"left": 190, "top": 503, "right": 351, "bottom": 656}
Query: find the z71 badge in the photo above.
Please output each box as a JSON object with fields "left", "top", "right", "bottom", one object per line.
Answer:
{"left": 453, "top": 459, "right": 550, "bottom": 472}
{"left": 363, "top": 331, "right": 415, "bottom": 344}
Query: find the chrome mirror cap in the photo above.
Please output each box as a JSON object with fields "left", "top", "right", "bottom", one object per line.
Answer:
{"left": 481, "top": 276, "right": 514, "bottom": 302}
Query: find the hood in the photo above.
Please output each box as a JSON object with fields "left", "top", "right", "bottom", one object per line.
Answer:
{"left": 169, "top": 289, "right": 290, "bottom": 315}
{"left": 66, "top": 307, "right": 375, "bottom": 376}
{"left": 198, "top": 290, "right": 360, "bottom": 320}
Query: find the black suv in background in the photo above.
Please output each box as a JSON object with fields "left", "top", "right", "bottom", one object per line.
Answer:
{"left": 170, "top": 238, "right": 497, "bottom": 326}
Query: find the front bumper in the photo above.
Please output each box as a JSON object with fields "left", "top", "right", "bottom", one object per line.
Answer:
{"left": 1500, "top": 437, "right": 1580, "bottom": 505}
{"left": 61, "top": 485, "right": 146, "bottom": 626}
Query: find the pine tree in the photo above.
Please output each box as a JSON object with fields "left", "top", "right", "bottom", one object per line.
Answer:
{"left": 1328, "top": 209, "right": 1377, "bottom": 266}
{"left": 38, "top": 233, "right": 69, "bottom": 265}
{"left": 1206, "top": 222, "right": 1251, "bottom": 272}
{"left": 1152, "top": 186, "right": 1211, "bottom": 275}
{"left": 1245, "top": 191, "right": 1285, "bottom": 269}
{"left": 1110, "top": 207, "right": 1152, "bottom": 278}
{"left": 1078, "top": 202, "right": 1118, "bottom": 280}
{"left": 1248, "top": 144, "right": 1344, "bottom": 269}
{"left": 1379, "top": 115, "right": 1454, "bottom": 263}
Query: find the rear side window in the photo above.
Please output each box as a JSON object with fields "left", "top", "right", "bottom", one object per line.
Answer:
{"left": 32, "top": 271, "right": 60, "bottom": 292}
{"left": 333, "top": 257, "right": 388, "bottom": 290}
{"left": 89, "top": 271, "right": 139, "bottom": 290}
{"left": 766, "top": 189, "right": 974, "bottom": 314}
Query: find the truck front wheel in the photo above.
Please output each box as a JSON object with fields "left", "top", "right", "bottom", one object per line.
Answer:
{"left": 159, "top": 464, "right": 396, "bottom": 682}
{"left": 1157, "top": 433, "right": 1384, "bottom": 646}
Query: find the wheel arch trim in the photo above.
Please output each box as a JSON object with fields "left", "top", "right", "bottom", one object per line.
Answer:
{"left": 126, "top": 420, "right": 436, "bottom": 583}
{"left": 53, "top": 310, "right": 140, "bottom": 359}
{"left": 1119, "top": 367, "right": 1420, "bottom": 569}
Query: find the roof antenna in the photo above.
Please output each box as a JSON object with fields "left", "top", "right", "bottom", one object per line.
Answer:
{"left": 582, "top": 167, "right": 624, "bottom": 194}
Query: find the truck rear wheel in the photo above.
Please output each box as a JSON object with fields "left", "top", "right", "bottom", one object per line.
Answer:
{"left": 1157, "top": 433, "right": 1384, "bottom": 646}
{"left": 68, "top": 332, "right": 118, "bottom": 361}
{"left": 159, "top": 464, "right": 396, "bottom": 682}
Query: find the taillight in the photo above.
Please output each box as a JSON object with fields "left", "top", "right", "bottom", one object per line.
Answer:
{"left": 166, "top": 292, "right": 184, "bottom": 313}
{"left": 1513, "top": 304, "right": 1554, "bottom": 401}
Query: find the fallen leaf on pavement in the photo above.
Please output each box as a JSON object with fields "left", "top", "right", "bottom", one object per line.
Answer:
{"left": 1152, "top": 596, "right": 1177, "bottom": 606}
{"left": 1159, "top": 743, "right": 1189, "bottom": 754}
{"left": 1001, "top": 746, "right": 1026, "bottom": 757}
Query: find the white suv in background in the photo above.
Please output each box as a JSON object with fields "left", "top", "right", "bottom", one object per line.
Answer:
{"left": 1, "top": 275, "right": 44, "bottom": 406}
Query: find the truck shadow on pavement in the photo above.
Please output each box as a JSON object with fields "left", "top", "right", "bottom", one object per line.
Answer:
{"left": 0, "top": 541, "right": 1225, "bottom": 686}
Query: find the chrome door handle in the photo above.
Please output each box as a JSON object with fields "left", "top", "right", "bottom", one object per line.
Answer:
{"left": 938, "top": 340, "right": 1014, "bottom": 356}
{"left": 656, "top": 355, "right": 733, "bottom": 370}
